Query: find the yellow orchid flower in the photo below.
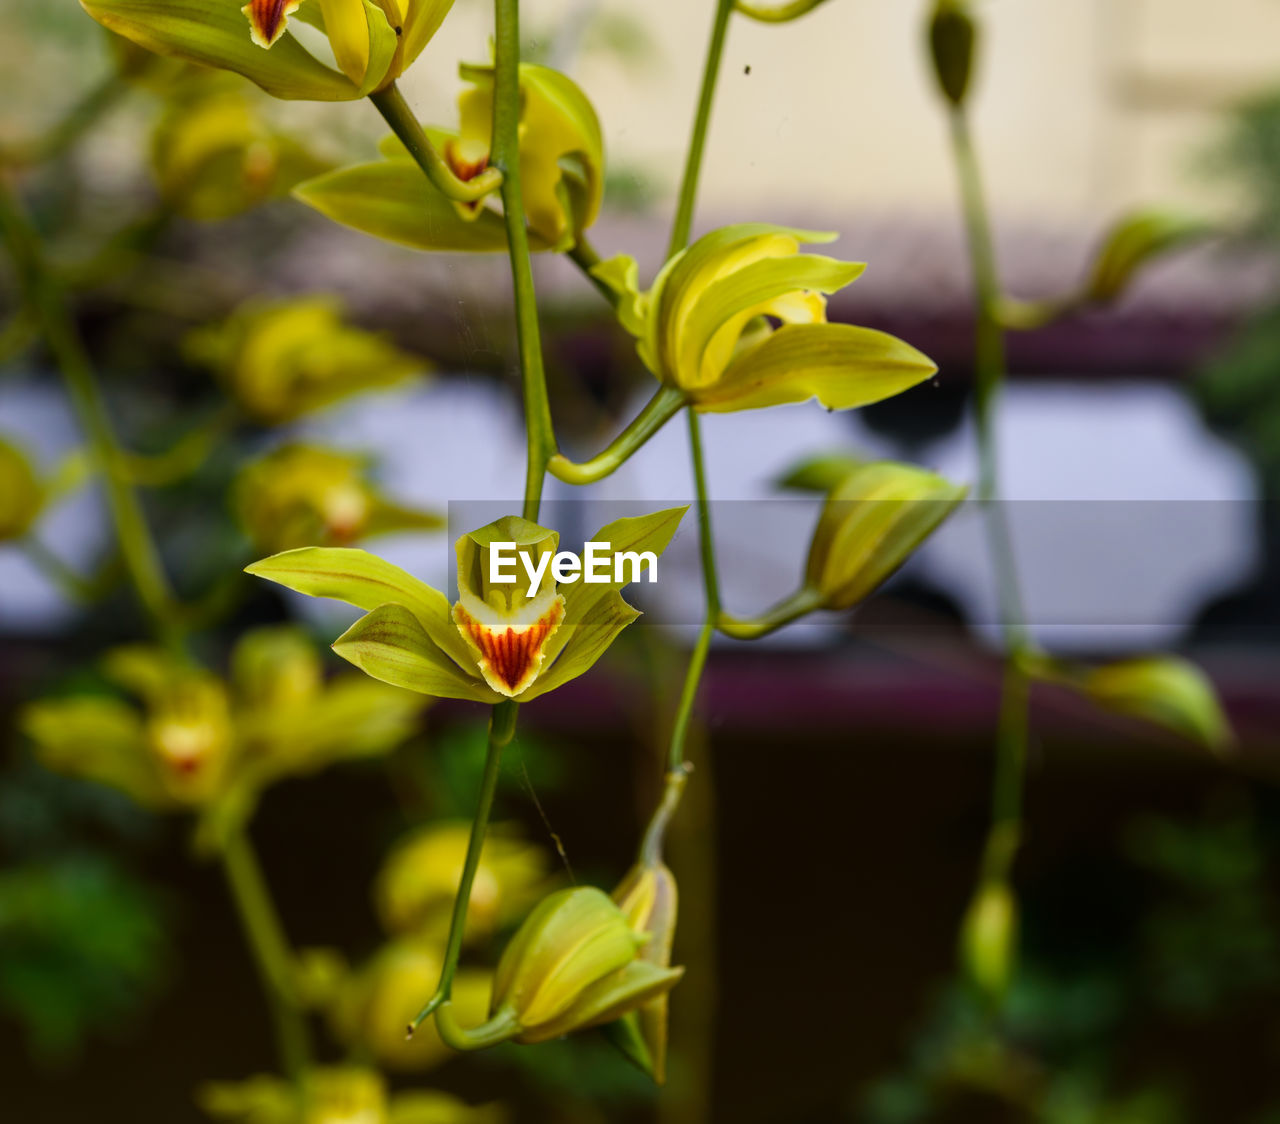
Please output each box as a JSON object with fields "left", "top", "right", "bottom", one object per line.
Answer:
{"left": 24, "top": 628, "right": 423, "bottom": 829}
{"left": 245, "top": 508, "right": 685, "bottom": 703}
{"left": 184, "top": 297, "right": 429, "bottom": 425}
{"left": 592, "top": 223, "right": 938, "bottom": 414}
{"left": 294, "top": 62, "right": 603, "bottom": 253}
{"left": 234, "top": 444, "right": 443, "bottom": 554}
{"left": 150, "top": 77, "right": 329, "bottom": 220}
{"left": 80, "top": 0, "right": 455, "bottom": 101}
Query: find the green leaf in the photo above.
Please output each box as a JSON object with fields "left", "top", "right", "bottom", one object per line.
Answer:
{"left": 333, "top": 604, "right": 499, "bottom": 702}
{"left": 79, "top": 0, "right": 357, "bottom": 101}
{"left": 694, "top": 323, "right": 937, "bottom": 413}
{"left": 293, "top": 160, "right": 513, "bottom": 253}
{"left": 244, "top": 547, "right": 475, "bottom": 671}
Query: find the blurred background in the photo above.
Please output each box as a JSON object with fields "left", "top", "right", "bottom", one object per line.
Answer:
{"left": 4, "top": 0, "right": 1280, "bottom": 1122}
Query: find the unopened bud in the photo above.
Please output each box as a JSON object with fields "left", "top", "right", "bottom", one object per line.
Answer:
{"left": 928, "top": 0, "right": 977, "bottom": 108}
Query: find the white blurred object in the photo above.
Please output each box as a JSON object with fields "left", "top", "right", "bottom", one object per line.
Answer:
{"left": 0, "top": 380, "right": 109, "bottom": 635}
{"left": 917, "top": 380, "right": 1259, "bottom": 652}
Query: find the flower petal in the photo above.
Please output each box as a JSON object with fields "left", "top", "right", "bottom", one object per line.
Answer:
{"left": 519, "top": 590, "right": 639, "bottom": 701}
{"left": 81, "top": 0, "right": 358, "bottom": 101}
{"left": 293, "top": 159, "right": 515, "bottom": 252}
{"left": 245, "top": 546, "right": 476, "bottom": 671}
{"left": 333, "top": 604, "right": 501, "bottom": 702}
{"left": 694, "top": 322, "right": 937, "bottom": 413}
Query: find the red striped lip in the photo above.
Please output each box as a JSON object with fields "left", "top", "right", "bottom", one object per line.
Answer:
{"left": 455, "top": 600, "right": 565, "bottom": 696}
{"left": 243, "top": 0, "right": 301, "bottom": 47}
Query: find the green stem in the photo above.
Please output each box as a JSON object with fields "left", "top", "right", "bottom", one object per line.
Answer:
{"left": 0, "top": 180, "right": 184, "bottom": 654}
{"left": 566, "top": 236, "right": 619, "bottom": 306}
{"left": 17, "top": 535, "right": 100, "bottom": 600}
{"left": 410, "top": 700, "right": 518, "bottom": 1032}
{"left": 220, "top": 830, "right": 312, "bottom": 1081}
{"left": 947, "top": 109, "right": 1033, "bottom": 933}
{"left": 716, "top": 585, "right": 825, "bottom": 641}
{"left": 435, "top": 1002, "right": 522, "bottom": 1051}
{"left": 640, "top": 765, "right": 689, "bottom": 865}
{"left": 687, "top": 410, "right": 722, "bottom": 615}
{"left": 491, "top": 0, "right": 557, "bottom": 524}
{"left": 369, "top": 84, "right": 504, "bottom": 203}
{"left": 0, "top": 73, "right": 128, "bottom": 167}
{"left": 668, "top": 0, "right": 736, "bottom": 256}
{"left": 667, "top": 620, "right": 713, "bottom": 774}
{"left": 548, "top": 386, "right": 687, "bottom": 485}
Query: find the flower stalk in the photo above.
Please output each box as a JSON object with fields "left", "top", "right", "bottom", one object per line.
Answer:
{"left": 946, "top": 99, "right": 1034, "bottom": 983}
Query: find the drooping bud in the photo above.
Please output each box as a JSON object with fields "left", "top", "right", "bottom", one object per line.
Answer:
{"left": 453, "top": 517, "right": 566, "bottom": 697}
{"left": 928, "top": 0, "right": 977, "bottom": 109}
{"left": 0, "top": 437, "right": 42, "bottom": 541}
{"left": 959, "top": 879, "right": 1018, "bottom": 1004}
{"left": 1083, "top": 210, "right": 1212, "bottom": 306}
{"left": 1082, "top": 656, "right": 1231, "bottom": 752}
{"left": 805, "top": 461, "right": 967, "bottom": 611}
{"left": 489, "top": 886, "right": 680, "bottom": 1045}
{"left": 611, "top": 860, "right": 679, "bottom": 1082}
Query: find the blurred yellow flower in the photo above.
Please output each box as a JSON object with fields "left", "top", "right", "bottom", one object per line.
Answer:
{"left": 185, "top": 297, "right": 428, "bottom": 426}
{"left": 234, "top": 444, "right": 442, "bottom": 554}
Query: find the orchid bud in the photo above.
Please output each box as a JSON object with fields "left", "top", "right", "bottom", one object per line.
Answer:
{"left": 1081, "top": 656, "right": 1232, "bottom": 752}
{"left": 0, "top": 437, "right": 42, "bottom": 541}
{"left": 805, "top": 461, "right": 967, "bottom": 610}
{"left": 489, "top": 886, "right": 681, "bottom": 1045}
{"left": 1083, "top": 210, "right": 1212, "bottom": 306}
{"left": 611, "top": 860, "right": 679, "bottom": 1082}
{"left": 959, "top": 880, "right": 1017, "bottom": 1004}
{"left": 928, "top": 0, "right": 977, "bottom": 109}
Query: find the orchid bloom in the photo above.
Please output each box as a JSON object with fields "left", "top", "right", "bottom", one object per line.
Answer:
{"left": 80, "top": 0, "right": 455, "bottom": 100}
{"left": 592, "top": 223, "right": 940, "bottom": 414}
{"left": 245, "top": 508, "right": 685, "bottom": 702}
{"left": 295, "top": 61, "right": 603, "bottom": 253}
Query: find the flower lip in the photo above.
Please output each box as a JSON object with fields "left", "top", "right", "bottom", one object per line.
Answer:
{"left": 453, "top": 598, "right": 565, "bottom": 697}
{"left": 242, "top": 0, "right": 302, "bottom": 48}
